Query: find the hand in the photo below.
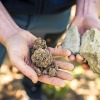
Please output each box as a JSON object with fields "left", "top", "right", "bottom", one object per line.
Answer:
{"left": 5, "top": 30, "right": 74, "bottom": 87}
{"left": 72, "top": 16, "right": 100, "bottom": 35}
{"left": 69, "top": 15, "right": 100, "bottom": 70}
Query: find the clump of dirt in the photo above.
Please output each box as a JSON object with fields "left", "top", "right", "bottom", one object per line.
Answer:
{"left": 31, "top": 38, "right": 58, "bottom": 77}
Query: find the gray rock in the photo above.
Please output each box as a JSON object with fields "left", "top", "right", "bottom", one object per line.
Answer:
{"left": 62, "top": 26, "right": 100, "bottom": 74}
{"left": 80, "top": 28, "right": 100, "bottom": 74}
{"left": 62, "top": 25, "right": 80, "bottom": 54}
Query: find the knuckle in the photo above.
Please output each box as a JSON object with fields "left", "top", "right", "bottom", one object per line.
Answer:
{"left": 51, "top": 78, "right": 56, "bottom": 84}
{"left": 39, "top": 75, "right": 44, "bottom": 82}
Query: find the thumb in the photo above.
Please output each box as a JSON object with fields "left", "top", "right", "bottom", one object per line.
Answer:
{"left": 11, "top": 58, "right": 38, "bottom": 83}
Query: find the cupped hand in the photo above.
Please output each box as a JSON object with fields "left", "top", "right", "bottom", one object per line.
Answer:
{"left": 69, "top": 15, "right": 100, "bottom": 70}
{"left": 5, "top": 30, "right": 74, "bottom": 87}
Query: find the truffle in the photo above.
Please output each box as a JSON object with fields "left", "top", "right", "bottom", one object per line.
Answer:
{"left": 31, "top": 48, "right": 53, "bottom": 68}
{"left": 31, "top": 38, "right": 47, "bottom": 52}
{"left": 31, "top": 38, "right": 58, "bottom": 76}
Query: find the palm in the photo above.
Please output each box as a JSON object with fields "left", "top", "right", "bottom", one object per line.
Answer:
{"left": 70, "top": 16, "right": 100, "bottom": 69}
{"left": 5, "top": 30, "right": 38, "bottom": 79}
{"left": 72, "top": 16, "right": 100, "bottom": 35}
{"left": 5, "top": 30, "right": 74, "bottom": 87}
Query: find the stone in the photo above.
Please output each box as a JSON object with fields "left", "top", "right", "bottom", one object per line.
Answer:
{"left": 80, "top": 28, "right": 100, "bottom": 74}
{"left": 61, "top": 26, "right": 100, "bottom": 74}
{"left": 62, "top": 25, "right": 80, "bottom": 54}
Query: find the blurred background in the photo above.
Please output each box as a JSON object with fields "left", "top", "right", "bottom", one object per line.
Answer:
{"left": 1, "top": 4, "right": 100, "bottom": 100}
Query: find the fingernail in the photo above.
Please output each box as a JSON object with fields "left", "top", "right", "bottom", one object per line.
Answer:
{"left": 69, "top": 55, "right": 75, "bottom": 61}
{"left": 32, "top": 79, "right": 38, "bottom": 83}
{"left": 57, "top": 45, "right": 62, "bottom": 49}
{"left": 60, "top": 81, "right": 66, "bottom": 87}
{"left": 70, "top": 64, "right": 74, "bottom": 70}
{"left": 66, "top": 50, "right": 71, "bottom": 56}
{"left": 32, "top": 76, "right": 38, "bottom": 83}
{"left": 68, "top": 74, "right": 74, "bottom": 81}
{"left": 76, "top": 54, "right": 84, "bottom": 61}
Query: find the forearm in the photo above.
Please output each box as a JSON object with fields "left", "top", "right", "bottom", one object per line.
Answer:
{"left": 0, "top": 2, "right": 21, "bottom": 45}
{"left": 76, "top": 0, "right": 99, "bottom": 18}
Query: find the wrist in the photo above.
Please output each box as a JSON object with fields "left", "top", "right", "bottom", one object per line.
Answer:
{"left": 4, "top": 29, "right": 37, "bottom": 49}
{"left": 1, "top": 27, "right": 23, "bottom": 46}
{"left": 76, "top": 0, "right": 98, "bottom": 18}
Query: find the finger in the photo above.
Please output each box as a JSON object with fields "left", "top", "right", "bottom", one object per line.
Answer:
{"left": 48, "top": 47, "right": 71, "bottom": 57}
{"left": 39, "top": 75, "right": 66, "bottom": 87}
{"left": 57, "top": 70, "right": 73, "bottom": 81}
{"left": 55, "top": 61, "right": 74, "bottom": 70}
{"left": 68, "top": 55, "right": 75, "bottom": 61}
{"left": 12, "top": 58, "right": 38, "bottom": 83}
{"left": 76, "top": 54, "right": 84, "bottom": 63}
{"left": 56, "top": 45, "right": 62, "bottom": 49}
{"left": 82, "top": 63, "right": 90, "bottom": 70}
{"left": 56, "top": 45, "right": 72, "bottom": 56}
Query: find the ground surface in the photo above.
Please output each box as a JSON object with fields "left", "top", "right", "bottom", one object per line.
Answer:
{"left": 0, "top": 55, "right": 100, "bottom": 100}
